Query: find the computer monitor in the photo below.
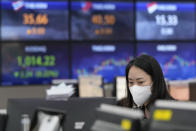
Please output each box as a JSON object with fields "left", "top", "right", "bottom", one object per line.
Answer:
{"left": 136, "top": 1, "right": 196, "bottom": 40}
{"left": 137, "top": 43, "right": 196, "bottom": 80}
{"left": 1, "top": 0, "right": 69, "bottom": 40}
{"left": 6, "top": 97, "right": 116, "bottom": 131}
{"left": 149, "top": 100, "right": 196, "bottom": 131}
{"left": 1, "top": 43, "right": 69, "bottom": 85}
{"left": 64, "top": 97, "right": 117, "bottom": 131}
{"left": 6, "top": 98, "right": 69, "bottom": 131}
{"left": 71, "top": 0, "right": 134, "bottom": 40}
{"left": 72, "top": 43, "right": 134, "bottom": 83}
{"left": 91, "top": 104, "right": 143, "bottom": 131}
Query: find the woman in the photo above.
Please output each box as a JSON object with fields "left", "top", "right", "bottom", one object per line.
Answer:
{"left": 118, "top": 54, "right": 173, "bottom": 119}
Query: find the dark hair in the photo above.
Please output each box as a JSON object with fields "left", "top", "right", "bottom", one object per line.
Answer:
{"left": 124, "top": 54, "right": 173, "bottom": 108}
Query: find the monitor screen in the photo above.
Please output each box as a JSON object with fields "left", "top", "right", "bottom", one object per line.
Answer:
{"left": 71, "top": 0, "right": 134, "bottom": 40}
{"left": 149, "top": 100, "right": 196, "bottom": 131}
{"left": 72, "top": 43, "right": 134, "bottom": 83}
{"left": 136, "top": 2, "right": 196, "bottom": 40}
{"left": 6, "top": 98, "right": 116, "bottom": 131}
{"left": 6, "top": 98, "right": 69, "bottom": 131}
{"left": 1, "top": 0, "right": 68, "bottom": 40}
{"left": 1, "top": 43, "right": 69, "bottom": 85}
{"left": 137, "top": 43, "right": 196, "bottom": 80}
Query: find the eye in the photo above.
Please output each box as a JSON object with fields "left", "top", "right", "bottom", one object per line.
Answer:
{"left": 128, "top": 81, "right": 134, "bottom": 86}
{"left": 138, "top": 81, "right": 144, "bottom": 85}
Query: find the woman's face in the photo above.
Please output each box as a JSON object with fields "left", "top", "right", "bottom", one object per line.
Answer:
{"left": 128, "top": 66, "right": 152, "bottom": 87}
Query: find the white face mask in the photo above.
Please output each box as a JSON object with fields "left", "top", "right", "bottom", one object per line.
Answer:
{"left": 129, "top": 85, "right": 152, "bottom": 107}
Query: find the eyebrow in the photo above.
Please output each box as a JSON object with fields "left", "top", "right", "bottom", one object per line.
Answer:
{"left": 128, "top": 78, "right": 144, "bottom": 81}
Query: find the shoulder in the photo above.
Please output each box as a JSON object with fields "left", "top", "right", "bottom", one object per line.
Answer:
{"left": 117, "top": 97, "right": 132, "bottom": 108}
{"left": 165, "top": 94, "right": 176, "bottom": 101}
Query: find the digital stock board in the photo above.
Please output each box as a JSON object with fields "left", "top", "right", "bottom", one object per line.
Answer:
{"left": 1, "top": 43, "right": 69, "bottom": 85}
{"left": 72, "top": 43, "right": 134, "bottom": 83}
{"left": 1, "top": 0, "right": 69, "bottom": 40}
{"left": 136, "top": 2, "right": 196, "bottom": 40}
{"left": 71, "top": 0, "right": 134, "bottom": 40}
{"left": 137, "top": 43, "right": 196, "bottom": 80}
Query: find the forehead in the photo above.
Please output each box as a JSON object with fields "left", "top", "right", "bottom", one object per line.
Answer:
{"left": 128, "top": 66, "right": 151, "bottom": 80}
